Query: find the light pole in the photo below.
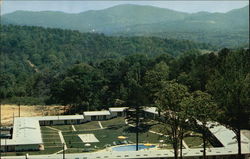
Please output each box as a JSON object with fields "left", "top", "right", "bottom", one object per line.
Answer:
{"left": 18, "top": 103, "right": 21, "bottom": 117}
{"left": 63, "top": 143, "right": 65, "bottom": 159}
{"left": 5, "top": 138, "right": 6, "bottom": 157}
{"left": 0, "top": 101, "right": 1, "bottom": 159}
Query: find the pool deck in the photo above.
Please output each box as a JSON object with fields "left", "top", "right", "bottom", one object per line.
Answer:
{"left": 105, "top": 144, "right": 158, "bottom": 152}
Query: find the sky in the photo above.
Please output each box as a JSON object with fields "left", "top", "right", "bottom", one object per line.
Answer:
{"left": 0, "top": 1, "right": 249, "bottom": 15}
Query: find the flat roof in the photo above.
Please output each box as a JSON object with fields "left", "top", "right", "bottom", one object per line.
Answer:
{"left": 32, "top": 115, "right": 84, "bottom": 121}
{"left": 1, "top": 117, "right": 43, "bottom": 146}
{"left": 83, "top": 111, "right": 111, "bottom": 116}
{"left": 109, "top": 107, "right": 128, "bottom": 112}
{"left": 209, "top": 122, "right": 249, "bottom": 148}
{"left": 143, "top": 107, "right": 158, "bottom": 115}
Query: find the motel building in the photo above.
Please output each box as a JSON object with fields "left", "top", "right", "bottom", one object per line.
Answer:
{"left": 83, "top": 110, "right": 111, "bottom": 121}
{"left": 109, "top": 107, "right": 128, "bottom": 118}
{"left": 1, "top": 107, "right": 250, "bottom": 159}
{"left": 36, "top": 115, "right": 85, "bottom": 126}
{"left": 0, "top": 117, "right": 43, "bottom": 152}
{"left": 83, "top": 107, "right": 128, "bottom": 121}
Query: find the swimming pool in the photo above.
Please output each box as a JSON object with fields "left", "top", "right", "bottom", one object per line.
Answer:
{"left": 112, "top": 144, "right": 156, "bottom": 151}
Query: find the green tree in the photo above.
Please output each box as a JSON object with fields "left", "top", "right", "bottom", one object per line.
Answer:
{"left": 182, "top": 91, "right": 219, "bottom": 159}
{"left": 155, "top": 81, "right": 189, "bottom": 159}
{"left": 207, "top": 49, "right": 250, "bottom": 159}
{"left": 51, "top": 63, "right": 105, "bottom": 112}
{"left": 144, "top": 61, "right": 169, "bottom": 103}
{"left": 125, "top": 62, "right": 147, "bottom": 151}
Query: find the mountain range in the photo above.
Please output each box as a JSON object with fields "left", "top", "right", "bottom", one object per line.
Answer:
{"left": 2, "top": 4, "right": 249, "bottom": 47}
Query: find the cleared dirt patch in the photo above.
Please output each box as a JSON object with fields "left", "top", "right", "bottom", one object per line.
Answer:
{"left": 0, "top": 104, "right": 69, "bottom": 125}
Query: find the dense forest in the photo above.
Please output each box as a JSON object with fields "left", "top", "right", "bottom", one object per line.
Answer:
{"left": 0, "top": 25, "right": 249, "bottom": 131}
{"left": 0, "top": 25, "right": 211, "bottom": 102}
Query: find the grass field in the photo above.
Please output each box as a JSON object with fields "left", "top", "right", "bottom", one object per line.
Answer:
{"left": 41, "top": 127, "right": 62, "bottom": 147}
{"left": 62, "top": 117, "right": 168, "bottom": 153}
{"left": 184, "top": 136, "right": 213, "bottom": 148}
{"left": 51, "top": 125, "right": 73, "bottom": 131}
{"left": 63, "top": 127, "right": 167, "bottom": 148}
{"left": 101, "top": 117, "right": 125, "bottom": 128}
{"left": 74, "top": 121, "right": 100, "bottom": 131}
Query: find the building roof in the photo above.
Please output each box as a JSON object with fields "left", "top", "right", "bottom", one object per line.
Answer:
{"left": 143, "top": 107, "right": 158, "bottom": 115}
{"left": 109, "top": 107, "right": 128, "bottom": 112}
{"left": 1, "top": 117, "right": 43, "bottom": 146}
{"left": 83, "top": 111, "right": 111, "bottom": 116}
{"left": 32, "top": 115, "right": 84, "bottom": 121}
{"left": 208, "top": 122, "right": 249, "bottom": 148}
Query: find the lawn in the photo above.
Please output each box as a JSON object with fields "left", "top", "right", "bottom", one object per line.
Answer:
{"left": 183, "top": 131, "right": 213, "bottom": 148}
{"left": 148, "top": 121, "right": 171, "bottom": 133}
{"left": 184, "top": 136, "right": 203, "bottom": 148}
{"left": 74, "top": 121, "right": 100, "bottom": 131}
{"left": 143, "top": 121, "right": 214, "bottom": 149}
{"left": 101, "top": 117, "right": 125, "bottom": 128}
{"left": 41, "top": 126, "right": 62, "bottom": 150}
{"left": 62, "top": 118, "right": 168, "bottom": 153}
{"left": 51, "top": 125, "right": 73, "bottom": 131}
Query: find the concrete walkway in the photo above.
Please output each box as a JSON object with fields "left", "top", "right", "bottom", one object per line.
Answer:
{"left": 54, "top": 131, "right": 68, "bottom": 154}
{"left": 71, "top": 125, "right": 76, "bottom": 131}
{"left": 46, "top": 126, "right": 68, "bottom": 154}
{"left": 58, "top": 131, "right": 66, "bottom": 147}
{"left": 98, "top": 121, "right": 104, "bottom": 129}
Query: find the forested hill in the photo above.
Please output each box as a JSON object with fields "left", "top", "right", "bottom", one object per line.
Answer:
{"left": 0, "top": 24, "right": 211, "bottom": 72}
{"left": 0, "top": 24, "right": 211, "bottom": 103}
{"left": 2, "top": 4, "right": 249, "bottom": 48}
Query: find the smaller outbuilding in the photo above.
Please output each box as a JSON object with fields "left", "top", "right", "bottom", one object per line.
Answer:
{"left": 143, "top": 107, "right": 159, "bottom": 119}
{"left": 83, "top": 111, "right": 111, "bottom": 121}
{"left": 109, "top": 107, "right": 128, "bottom": 118}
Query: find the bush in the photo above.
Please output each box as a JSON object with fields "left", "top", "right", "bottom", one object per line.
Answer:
{"left": 16, "top": 152, "right": 25, "bottom": 156}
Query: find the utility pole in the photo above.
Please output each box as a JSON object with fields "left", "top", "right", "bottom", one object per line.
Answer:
{"left": 136, "top": 107, "right": 139, "bottom": 151}
{"left": 0, "top": 100, "right": 1, "bottom": 159}
{"left": 12, "top": 112, "right": 14, "bottom": 125}
{"left": 63, "top": 143, "right": 65, "bottom": 159}
{"left": 5, "top": 138, "right": 7, "bottom": 156}
{"left": 18, "top": 103, "right": 21, "bottom": 117}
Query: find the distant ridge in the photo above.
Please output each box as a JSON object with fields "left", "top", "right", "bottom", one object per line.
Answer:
{"left": 2, "top": 4, "right": 249, "bottom": 47}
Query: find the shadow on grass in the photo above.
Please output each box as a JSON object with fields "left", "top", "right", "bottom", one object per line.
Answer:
{"left": 106, "top": 124, "right": 124, "bottom": 130}
{"left": 123, "top": 123, "right": 158, "bottom": 133}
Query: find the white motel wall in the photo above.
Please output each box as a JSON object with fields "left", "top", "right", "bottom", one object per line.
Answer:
{"left": 83, "top": 110, "right": 111, "bottom": 121}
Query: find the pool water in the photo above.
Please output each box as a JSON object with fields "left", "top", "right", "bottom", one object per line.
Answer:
{"left": 112, "top": 144, "right": 156, "bottom": 151}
